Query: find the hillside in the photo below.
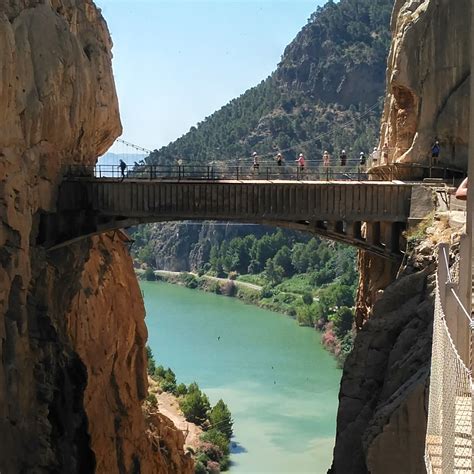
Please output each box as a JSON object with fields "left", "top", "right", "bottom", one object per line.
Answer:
{"left": 132, "top": 0, "right": 394, "bottom": 274}
{"left": 143, "top": 0, "right": 393, "bottom": 166}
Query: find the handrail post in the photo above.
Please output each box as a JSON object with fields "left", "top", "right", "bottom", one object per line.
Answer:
{"left": 236, "top": 166, "right": 239, "bottom": 180}
{"left": 149, "top": 165, "right": 152, "bottom": 180}
{"left": 266, "top": 167, "right": 270, "bottom": 180}
{"left": 207, "top": 166, "right": 210, "bottom": 180}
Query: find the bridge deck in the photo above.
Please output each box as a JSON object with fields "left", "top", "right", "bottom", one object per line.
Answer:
{"left": 42, "top": 178, "right": 431, "bottom": 258}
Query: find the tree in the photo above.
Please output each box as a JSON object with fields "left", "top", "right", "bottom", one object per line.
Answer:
{"left": 209, "top": 400, "right": 233, "bottom": 440}
{"left": 329, "top": 306, "right": 354, "bottom": 338}
{"left": 146, "top": 346, "right": 156, "bottom": 375}
{"left": 264, "top": 259, "right": 284, "bottom": 286}
{"left": 180, "top": 384, "right": 210, "bottom": 425}
{"left": 273, "top": 246, "right": 294, "bottom": 277}
{"left": 144, "top": 267, "right": 156, "bottom": 281}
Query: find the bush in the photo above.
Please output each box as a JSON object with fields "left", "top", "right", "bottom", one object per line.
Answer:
{"left": 296, "top": 304, "right": 315, "bottom": 327}
{"left": 176, "top": 383, "right": 188, "bottom": 396}
{"left": 146, "top": 393, "right": 158, "bottom": 408}
{"left": 228, "top": 271, "right": 238, "bottom": 280}
{"left": 302, "top": 292, "right": 314, "bottom": 305}
{"left": 209, "top": 281, "right": 221, "bottom": 294}
{"left": 260, "top": 285, "right": 274, "bottom": 299}
{"left": 144, "top": 267, "right": 156, "bottom": 281}
{"left": 180, "top": 272, "right": 198, "bottom": 289}
{"left": 329, "top": 306, "right": 354, "bottom": 338}
{"left": 200, "top": 429, "right": 230, "bottom": 456}
{"left": 194, "top": 461, "right": 207, "bottom": 474}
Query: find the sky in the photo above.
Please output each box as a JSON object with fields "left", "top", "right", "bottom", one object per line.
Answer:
{"left": 95, "top": 0, "right": 325, "bottom": 154}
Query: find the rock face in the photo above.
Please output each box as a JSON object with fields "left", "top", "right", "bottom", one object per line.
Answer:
{"left": 380, "top": 0, "right": 470, "bottom": 169}
{"left": 331, "top": 244, "right": 436, "bottom": 473}
{"left": 0, "top": 2, "right": 192, "bottom": 472}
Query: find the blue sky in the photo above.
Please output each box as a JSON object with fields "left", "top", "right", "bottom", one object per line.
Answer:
{"left": 95, "top": 0, "right": 325, "bottom": 154}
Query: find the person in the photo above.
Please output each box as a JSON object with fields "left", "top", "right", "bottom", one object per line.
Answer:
{"left": 382, "top": 142, "right": 389, "bottom": 164}
{"left": 359, "top": 151, "right": 366, "bottom": 166}
{"left": 252, "top": 152, "right": 260, "bottom": 173}
{"left": 371, "top": 147, "right": 380, "bottom": 166}
{"left": 431, "top": 140, "right": 440, "bottom": 165}
{"left": 119, "top": 159, "right": 127, "bottom": 181}
{"left": 455, "top": 177, "right": 468, "bottom": 201}
{"left": 276, "top": 152, "right": 283, "bottom": 166}
{"left": 339, "top": 149, "right": 347, "bottom": 166}
{"left": 323, "top": 150, "right": 330, "bottom": 167}
{"left": 296, "top": 153, "right": 305, "bottom": 170}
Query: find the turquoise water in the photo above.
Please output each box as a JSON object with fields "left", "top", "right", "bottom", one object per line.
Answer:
{"left": 142, "top": 281, "right": 341, "bottom": 473}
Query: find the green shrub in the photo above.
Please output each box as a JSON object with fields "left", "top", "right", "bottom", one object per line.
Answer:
{"left": 146, "top": 393, "right": 158, "bottom": 408}
{"left": 176, "top": 383, "right": 188, "bottom": 396}
{"left": 154, "top": 365, "right": 166, "bottom": 378}
{"left": 180, "top": 385, "right": 210, "bottom": 425}
{"left": 144, "top": 267, "right": 156, "bottom": 281}
{"left": 180, "top": 272, "right": 198, "bottom": 289}
{"left": 200, "top": 429, "right": 230, "bottom": 456}
{"left": 302, "top": 292, "right": 314, "bottom": 305}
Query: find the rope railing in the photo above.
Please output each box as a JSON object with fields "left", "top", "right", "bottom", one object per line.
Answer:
{"left": 425, "top": 245, "right": 473, "bottom": 473}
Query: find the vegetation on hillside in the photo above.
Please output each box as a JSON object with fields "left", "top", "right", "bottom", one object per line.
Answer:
{"left": 140, "top": 0, "right": 392, "bottom": 167}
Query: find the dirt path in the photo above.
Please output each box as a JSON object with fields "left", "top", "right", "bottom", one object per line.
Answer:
{"left": 154, "top": 269, "right": 262, "bottom": 291}
{"left": 149, "top": 378, "right": 203, "bottom": 450}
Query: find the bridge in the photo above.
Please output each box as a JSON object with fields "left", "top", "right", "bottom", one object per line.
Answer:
{"left": 38, "top": 164, "right": 435, "bottom": 259}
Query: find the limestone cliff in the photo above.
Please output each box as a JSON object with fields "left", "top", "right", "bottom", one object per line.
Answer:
{"left": 380, "top": 0, "right": 470, "bottom": 169}
{"left": 331, "top": 239, "right": 436, "bottom": 473}
{"left": 0, "top": 1, "right": 192, "bottom": 472}
{"left": 331, "top": 0, "right": 469, "bottom": 469}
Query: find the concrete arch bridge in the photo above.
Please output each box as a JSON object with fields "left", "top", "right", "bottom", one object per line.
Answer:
{"left": 39, "top": 165, "right": 436, "bottom": 260}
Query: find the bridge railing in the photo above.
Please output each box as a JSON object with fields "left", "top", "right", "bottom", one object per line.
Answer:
{"left": 65, "top": 163, "right": 370, "bottom": 181}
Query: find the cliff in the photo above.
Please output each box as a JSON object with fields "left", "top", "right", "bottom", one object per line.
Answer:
{"left": 331, "top": 0, "right": 470, "bottom": 469}
{"left": 0, "top": 2, "right": 192, "bottom": 472}
{"left": 380, "top": 0, "right": 470, "bottom": 169}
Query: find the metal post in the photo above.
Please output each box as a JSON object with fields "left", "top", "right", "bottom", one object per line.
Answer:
{"left": 266, "top": 167, "right": 270, "bottom": 180}
{"left": 236, "top": 166, "right": 240, "bottom": 180}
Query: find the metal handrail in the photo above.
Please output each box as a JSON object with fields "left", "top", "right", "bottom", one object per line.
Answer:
{"left": 64, "top": 163, "right": 370, "bottom": 182}
{"left": 441, "top": 246, "right": 473, "bottom": 325}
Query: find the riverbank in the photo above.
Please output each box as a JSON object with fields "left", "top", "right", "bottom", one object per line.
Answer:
{"left": 138, "top": 269, "right": 354, "bottom": 365}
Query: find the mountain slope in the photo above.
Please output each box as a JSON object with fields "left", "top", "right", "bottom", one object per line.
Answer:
{"left": 145, "top": 0, "right": 393, "bottom": 166}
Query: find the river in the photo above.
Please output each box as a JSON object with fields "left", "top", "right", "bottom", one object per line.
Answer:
{"left": 142, "top": 281, "right": 341, "bottom": 473}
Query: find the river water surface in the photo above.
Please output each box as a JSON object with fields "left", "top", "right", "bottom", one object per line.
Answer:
{"left": 142, "top": 281, "right": 341, "bottom": 473}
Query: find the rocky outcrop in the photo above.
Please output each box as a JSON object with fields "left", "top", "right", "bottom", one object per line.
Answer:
{"left": 141, "top": 221, "right": 274, "bottom": 272}
{"left": 331, "top": 242, "right": 436, "bottom": 473}
{"left": 0, "top": 2, "right": 192, "bottom": 472}
{"left": 380, "top": 0, "right": 470, "bottom": 169}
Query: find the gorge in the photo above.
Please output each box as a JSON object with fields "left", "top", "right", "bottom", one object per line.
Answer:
{"left": 0, "top": 0, "right": 471, "bottom": 473}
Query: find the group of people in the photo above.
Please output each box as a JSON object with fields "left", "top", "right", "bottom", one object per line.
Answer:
{"left": 251, "top": 149, "right": 374, "bottom": 172}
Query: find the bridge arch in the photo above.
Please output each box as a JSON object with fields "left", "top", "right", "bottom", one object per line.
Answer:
{"left": 38, "top": 178, "right": 428, "bottom": 260}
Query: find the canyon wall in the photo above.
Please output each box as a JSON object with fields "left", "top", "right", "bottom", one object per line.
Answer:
{"left": 0, "top": 1, "right": 191, "bottom": 472}
{"left": 332, "top": 0, "right": 470, "bottom": 470}
{"left": 380, "top": 0, "right": 470, "bottom": 170}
